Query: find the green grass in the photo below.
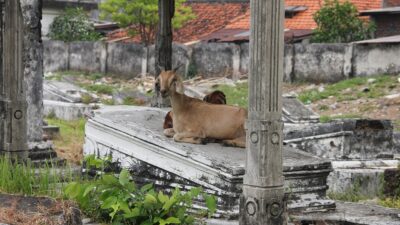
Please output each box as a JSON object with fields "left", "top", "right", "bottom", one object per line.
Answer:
{"left": 84, "top": 84, "right": 114, "bottom": 95}
{"left": 215, "top": 83, "right": 248, "bottom": 108}
{"left": 0, "top": 156, "right": 76, "bottom": 197}
{"left": 319, "top": 114, "right": 362, "bottom": 123}
{"left": 46, "top": 118, "right": 86, "bottom": 164}
{"left": 328, "top": 177, "right": 373, "bottom": 202}
{"left": 298, "top": 75, "right": 397, "bottom": 104}
{"left": 47, "top": 71, "right": 104, "bottom": 81}
{"left": 123, "top": 97, "right": 142, "bottom": 105}
{"left": 379, "top": 198, "right": 400, "bottom": 209}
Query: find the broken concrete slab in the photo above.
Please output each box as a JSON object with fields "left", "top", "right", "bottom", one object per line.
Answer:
{"left": 84, "top": 106, "right": 335, "bottom": 217}
{"left": 282, "top": 96, "right": 320, "bottom": 123}
{"left": 327, "top": 160, "right": 399, "bottom": 197}
{"left": 290, "top": 201, "right": 400, "bottom": 225}
{"left": 284, "top": 119, "right": 397, "bottom": 160}
{"left": 44, "top": 80, "right": 98, "bottom": 103}
{"left": 201, "top": 201, "right": 400, "bottom": 225}
{"left": 44, "top": 100, "right": 96, "bottom": 121}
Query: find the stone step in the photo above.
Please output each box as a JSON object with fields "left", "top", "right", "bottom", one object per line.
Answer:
{"left": 84, "top": 106, "right": 335, "bottom": 218}
{"left": 204, "top": 202, "right": 400, "bottom": 225}
{"left": 327, "top": 160, "right": 399, "bottom": 197}
{"left": 43, "top": 125, "right": 60, "bottom": 139}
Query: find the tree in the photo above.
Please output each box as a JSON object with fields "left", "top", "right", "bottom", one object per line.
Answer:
{"left": 48, "top": 8, "right": 102, "bottom": 42}
{"left": 99, "top": 0, "right": 195, "bottom": 45}
{"left": 312, "top": 0, "right": 375, "bottom": 43}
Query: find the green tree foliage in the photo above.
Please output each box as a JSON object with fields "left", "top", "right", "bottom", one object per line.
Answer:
{"left": 312, "top": 0, "right": 375, "bottom": 43}
{"left": 99, "top": 0, "right": 195, "bottom": 45}
{"left": 48, "top": 8, "right": 102, "bottom": 42}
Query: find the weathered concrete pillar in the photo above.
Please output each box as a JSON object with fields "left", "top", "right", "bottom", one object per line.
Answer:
{"left": 0, "top": 0, "right": 28, "bottom": 159}
{"left": 240, "top": 0, "right": 286, "bottom": 224}
{"left": 0, "top": 0, "right": 44, "bottom": 160}
{"left": 20, "top": 0, "right": 44, "bottom": 144}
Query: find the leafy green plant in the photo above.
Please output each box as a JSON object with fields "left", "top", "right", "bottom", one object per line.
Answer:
{"left": 99, "top": 0, "right": 195, "bottom": 45}
{"left": 312, "top": 0, "right": 375, "bottom": 43}
{"left": 65, "top": 156, "right": 217, "bottom": 224}
{"left": 49, "top": 8, "right": 102, "bottom": 42}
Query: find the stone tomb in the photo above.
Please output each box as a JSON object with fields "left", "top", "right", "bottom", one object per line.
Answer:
{"left": 84, "top": 106, "right": 335, "bottom": 218}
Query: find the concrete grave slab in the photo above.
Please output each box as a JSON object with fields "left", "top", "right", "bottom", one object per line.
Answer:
{"left": 44, "top": 80, "right": 98, "bottom": 103}
{"left": 84, "top": 106, "right": 335, "bottom": 218}
{"left": 284, "top": 119, "right": 397, "bottom": 160}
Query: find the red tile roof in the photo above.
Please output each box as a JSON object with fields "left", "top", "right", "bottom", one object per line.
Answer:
{"left": 107, "top": 0, "right": 383, "bottom": 43}
{"left": 286, "top": 0, "right": 382, "bottom": 29}
{"left": 225, "top": 0, "right": 383, "bottom": 31}
{"left": 174, "top": 2, "right": 248, "bottom": 43}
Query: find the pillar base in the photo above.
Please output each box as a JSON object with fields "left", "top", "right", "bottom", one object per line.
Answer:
{"left": 27, "top": 141, "right": 66, "bottom": 167}
{"left": 240, "top": 186, "right": 287, "bottom": 225}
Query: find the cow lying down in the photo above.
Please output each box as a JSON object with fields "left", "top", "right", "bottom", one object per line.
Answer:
{"left": 156, "top": 70, "right": 247, "bottom": 148}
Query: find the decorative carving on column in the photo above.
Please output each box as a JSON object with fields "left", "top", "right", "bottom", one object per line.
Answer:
{"left": 240, "top": 0, "right": 287, "bottom": 224}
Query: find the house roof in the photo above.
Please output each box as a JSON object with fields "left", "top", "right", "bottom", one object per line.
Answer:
{"left": 174, "top": 2, "right": 249, "bottom": 43}
{"left": 355, "top": 35, "right": 400, "bottom": 44}
{"left": 223, "top": 0, "right": 383, "bottom": 31}
{"left": 360, "top": 6, "right": 400, "bottom": 15}
{"left": 43, "top": 0, "right": 98, "bottom": 10}
{"left": 106, "top": 0, "right": 383, "bottom": 44}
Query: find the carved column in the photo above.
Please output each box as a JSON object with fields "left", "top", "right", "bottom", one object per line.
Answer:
{"left": 240, "top": 0, "right": 286, "bottom": 224}
{"left": 0, "top": 0, "right": 29, "bottom": 159}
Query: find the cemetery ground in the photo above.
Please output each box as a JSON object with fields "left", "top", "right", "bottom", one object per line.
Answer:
{"left": 8, "top": 70, "right": 393, "bottom": 224}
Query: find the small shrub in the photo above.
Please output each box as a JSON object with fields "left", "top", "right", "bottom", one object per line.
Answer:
{"left": 101, "top": 99, "right": 115, "bottom": 105}
{"left": 186, "top": 61, "right": 197, "bottom": 79}
{"left": 312, "top": 0, "right": 375, "bottom": 43}
{"left": 81, "top": 94, "right": 94, "bottom": 105}
{"left": 48, "top": 8, "right": 102, "bottom": 42}
{"left": 65, "top": 156, "right": 217, "bottom": 224}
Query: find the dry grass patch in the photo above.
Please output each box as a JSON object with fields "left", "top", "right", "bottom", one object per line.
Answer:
{"left": 45, "top": 118, "right": 86, "bottom": 164}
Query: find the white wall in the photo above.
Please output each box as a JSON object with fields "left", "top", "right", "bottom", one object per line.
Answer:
{"left": 42, "top": 8, "right": 62, "bottom": 39}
